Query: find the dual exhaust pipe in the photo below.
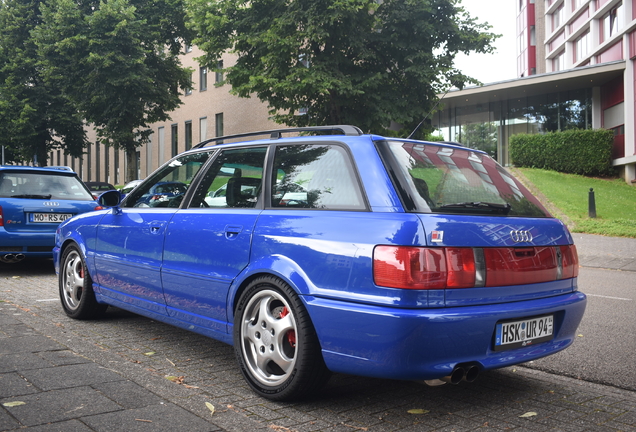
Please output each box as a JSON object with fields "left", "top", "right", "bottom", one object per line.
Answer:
{"left": 424, "top": 363, "right": 480, "bottom": 387}
{"left": 1, "top": 253, "right": 25, "bottom": 263}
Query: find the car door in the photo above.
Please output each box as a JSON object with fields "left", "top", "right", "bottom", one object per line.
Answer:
{"left": 161, "top": 146, "right": 267, "bottom": 333}
{"left": 93, "top": 152, "right": 210, "bottom": 314}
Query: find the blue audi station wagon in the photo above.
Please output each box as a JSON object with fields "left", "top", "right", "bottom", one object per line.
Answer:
{"left": 0, "top": 166, "right": 100, "bottom": 263}
{"left": 54, "top": 126, "right": 586, "bottom": 400}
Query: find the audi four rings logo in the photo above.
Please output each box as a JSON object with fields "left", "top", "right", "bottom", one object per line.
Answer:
{"left": 43, "top": 202, "right": 59, "bottom": 206}
{"left": 510, "top": 230, "right": 533, "bottom": 243}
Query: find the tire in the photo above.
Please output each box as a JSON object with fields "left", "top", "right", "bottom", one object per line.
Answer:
{"left": 234, "top": 275, "right": 331, "bottom": 401}
{"left": 59, "top": 245, "right": 108, "bottom": 319}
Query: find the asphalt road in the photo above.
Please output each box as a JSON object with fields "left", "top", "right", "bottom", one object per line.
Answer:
{"left": 525, "top": 266, "right": 636, "bottom": 391}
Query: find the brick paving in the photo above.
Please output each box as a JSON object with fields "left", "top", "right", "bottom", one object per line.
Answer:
{"left": 1, "top": 234, "right": 636, "bottom": 431}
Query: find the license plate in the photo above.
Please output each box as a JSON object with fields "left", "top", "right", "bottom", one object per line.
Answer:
{"left": 30, "top": 213, "right": 73, "bottom": 223}
{"left": 494, "top": 315, "right": 553, "bottom": 351}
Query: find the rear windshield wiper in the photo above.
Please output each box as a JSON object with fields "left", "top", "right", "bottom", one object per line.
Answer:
{"left": 438, "top": 201, "right": 511, "bottom": 215}
{"left": 10, "top": 194, "right": 53, "bottom": 199}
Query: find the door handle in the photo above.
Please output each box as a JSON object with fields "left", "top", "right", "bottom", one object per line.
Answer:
{"left": 225, "top": 224, "right": 243, "bottom": 239}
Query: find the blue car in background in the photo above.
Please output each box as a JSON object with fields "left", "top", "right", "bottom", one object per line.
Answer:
{"left": 54, "top": 126, "right": 586, "bottom": 401}
{"left": 0, "top": 166, "right": 101, "bottom": 263}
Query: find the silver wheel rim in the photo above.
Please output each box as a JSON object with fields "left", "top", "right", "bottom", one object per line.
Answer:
{"left": 62, "top": 250, "right": 84, "bottom": 311}
{"left": 240, "top": 289, "right": 298, "bottom": 387}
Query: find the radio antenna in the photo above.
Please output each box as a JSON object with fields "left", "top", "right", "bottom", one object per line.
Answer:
{"left": 406, "top": 81, "right": 456, "bottom": 140}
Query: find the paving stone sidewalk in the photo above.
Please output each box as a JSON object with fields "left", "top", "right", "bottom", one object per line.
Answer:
{"left": 1, "top": 233, "right": 635, "bottom": 431}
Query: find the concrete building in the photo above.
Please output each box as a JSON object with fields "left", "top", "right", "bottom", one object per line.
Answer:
{"left": 432, "top": 0, "right": 636, "bottom": 183}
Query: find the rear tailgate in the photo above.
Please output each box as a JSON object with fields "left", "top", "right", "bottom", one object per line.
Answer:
{"left": 417, "top": 214, "right": 579, "bottom": 307}
{"left": 2, "top": 198, "right": 94, "bottom": 232}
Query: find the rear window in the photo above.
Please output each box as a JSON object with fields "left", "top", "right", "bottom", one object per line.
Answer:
{"left": 379, "top": 141, "right": 550, "bottom": 217}
{"left": 0, "top": 172, "right": 94, "bottom": 201}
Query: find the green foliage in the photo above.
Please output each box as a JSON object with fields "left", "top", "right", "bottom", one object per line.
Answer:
{"left": 31, "top": 0, "right": 192, "bottom": 180}
{"left": 424, "top": 134, "right": 445, "bottom": 142}
{"left": 0, "top": 0, "right": 87, "bottom": 165}
{"left": 518, "top": 168, "right": 636, "bottom": 238}
{"left": 459, "top": 122, "right": 497, "bottom": 157}
{"left": 186, "top": 0, "right": 499, "bottom": 135}
{"left": 509, "top": 129, "right": 614, "bottom": 176}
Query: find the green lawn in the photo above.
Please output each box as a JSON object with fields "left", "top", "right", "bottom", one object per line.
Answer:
{"left": 513, "top": 168, "right": 636, "bottom": 238}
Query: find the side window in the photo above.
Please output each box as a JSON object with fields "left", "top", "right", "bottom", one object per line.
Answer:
{"left": 189, "top": 147, "right": 267, "bottom": 209}
{"left": 123, "top": 152, "right": 210, "bottom": 208}
{"left": 271, "top": 144, "right": 365, "bottom": 210}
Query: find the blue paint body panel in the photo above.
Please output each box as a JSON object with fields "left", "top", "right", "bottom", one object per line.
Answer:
{"left": 53, "top": 132, "right": 587, "bottom": 384}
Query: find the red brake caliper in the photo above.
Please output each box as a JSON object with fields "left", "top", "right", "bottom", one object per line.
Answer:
{"left": 279, "top": 306, "right": 296, "bottom": 348}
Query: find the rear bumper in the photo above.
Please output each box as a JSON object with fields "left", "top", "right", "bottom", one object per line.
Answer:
{"left": 305, "top": 291, "right": 586, "bottom": 380}
{"left": 0, "top": 229, "right": 55, "bottom": 257}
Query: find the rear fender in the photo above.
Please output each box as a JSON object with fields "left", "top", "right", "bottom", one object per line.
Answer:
{"left": 227, "top": 254, "right": 315, "bottom": 324}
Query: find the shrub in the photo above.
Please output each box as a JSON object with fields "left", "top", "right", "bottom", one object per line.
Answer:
{"left": 509, "top": 129, "right": 615, "bottom": 176}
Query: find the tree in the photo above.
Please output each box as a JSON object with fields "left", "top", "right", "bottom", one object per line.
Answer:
{"left": 187, "top": 0, "right": 498, "bottom": 137}
{"left": 460, "top": 122, "right": 497, "bottom": 157}
{"left": 0, "top": 0, "right": 87, "bottom": 166}
{"left": 34, "top": 0, "right": 193, "bottom": 181}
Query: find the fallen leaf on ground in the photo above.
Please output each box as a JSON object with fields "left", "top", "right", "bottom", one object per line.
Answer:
{"left": 206, "top": 402, "right": 215, "bottom": 415}
{"left": 143, "top": 351, "right": 156, "bottom": 356}
{"left": 3, "top": 401, "right": 26, "bottom": 407}
{"left": 519, "top": 412, "right": 537, "bottom": 418}
{"left": 165, "top": 375, "right": 184, "bottom": 384}
{"left": 407, "top": 409, "right": 429, "bottom": 414}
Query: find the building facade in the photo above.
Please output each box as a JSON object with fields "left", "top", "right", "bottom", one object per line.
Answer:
{"left": 434, "top": 0, "right": 636, "bottom": 184}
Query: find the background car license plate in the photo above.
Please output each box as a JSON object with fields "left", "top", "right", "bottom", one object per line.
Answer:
{"left": 30, "top": 213, "right": 72, "bottom": 223}
{"left": 494, "top": 315, "right": 553, "bottom": 351}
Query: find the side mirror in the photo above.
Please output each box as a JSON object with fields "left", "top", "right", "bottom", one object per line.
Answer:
{"left": 98, "top": 190, "right": 122, "bottom": 208}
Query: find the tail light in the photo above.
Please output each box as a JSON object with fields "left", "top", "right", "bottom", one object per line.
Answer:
{"left": 0, "top": 206, "right": 3, "bottom": 227}
{"left": 374, "top": 245, "right": 579, "bottom": 289}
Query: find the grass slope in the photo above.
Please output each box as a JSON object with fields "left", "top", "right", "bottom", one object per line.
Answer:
{"left": 514, "top": 168, "right": 636, "bottom": 238}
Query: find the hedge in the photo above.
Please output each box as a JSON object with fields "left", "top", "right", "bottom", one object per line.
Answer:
{"left": 509, "top": 129, "right": 615, "bottom": 176}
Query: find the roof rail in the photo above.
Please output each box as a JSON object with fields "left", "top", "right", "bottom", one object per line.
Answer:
{"left": 192, "top": 125, "right": 363, "bottom": 149}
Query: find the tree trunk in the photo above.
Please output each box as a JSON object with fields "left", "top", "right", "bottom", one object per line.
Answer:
{"left": 125, "top": 148, "right": 138, "bottom": 182}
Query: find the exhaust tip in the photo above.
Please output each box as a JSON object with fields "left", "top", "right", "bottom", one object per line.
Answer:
{"left": 463, "top": 365, "right": 480, "bottom": 383}
{"left": 1, "top": 253, "right": 26, "bottom": 264}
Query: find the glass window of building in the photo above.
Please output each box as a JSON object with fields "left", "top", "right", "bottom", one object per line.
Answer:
{"left": 552, "top": 5, "right": 564, "bottom": 32}
{"left": 200, "top": 67, "right": 207, "bottom": 91}
{"left": 575, "top": 31, "right": 590, "bottom": 62}
{"left": 602, "top": 2, "right": 623, "bottom": 43}
{"left": 553, "top": 50, "right": 565, "bottom": 71}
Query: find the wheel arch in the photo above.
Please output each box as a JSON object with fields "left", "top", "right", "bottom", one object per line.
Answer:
{"left": 228, "top": 254, "right": 315, "bottom": 322}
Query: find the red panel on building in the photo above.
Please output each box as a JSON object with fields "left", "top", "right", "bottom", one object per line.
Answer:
{"left": 601, "top": 76, "right": 624, "bottom": 110}
{"left": 630, "top": 30, "right": 636, "bottom": 59}
{"left": 569, "top": 9, "right": 589, "bottom": 34}
{"left": 596, "top": 40, "right": 623, "bottom": 64}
